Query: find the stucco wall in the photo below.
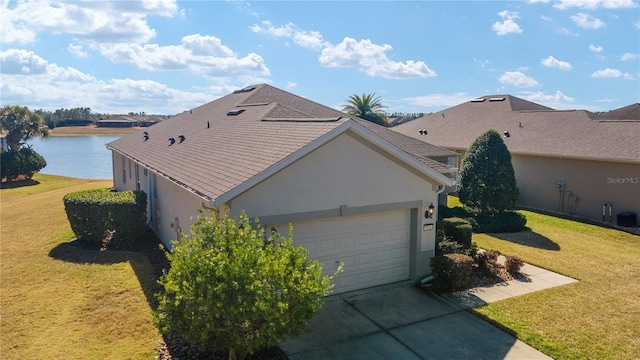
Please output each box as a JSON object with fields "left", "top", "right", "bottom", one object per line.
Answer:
{"left": 112, "top": 151, "right": 204, "bottom": 248}
{"left": 231, "top": 132, "right": 442, "bottom": 281}
{"left": 513, "top": 155, "right": 640, "bottom": 221}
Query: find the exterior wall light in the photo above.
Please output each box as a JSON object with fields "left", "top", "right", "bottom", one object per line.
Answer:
{"left": 425, "top": 203, "right": 435, "bottom": 219}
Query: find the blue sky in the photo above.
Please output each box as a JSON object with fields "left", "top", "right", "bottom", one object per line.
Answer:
{"left": 1, "top": 0, "right": 638, "bottom": 115}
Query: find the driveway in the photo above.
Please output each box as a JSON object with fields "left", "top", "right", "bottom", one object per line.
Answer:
{"left": 279, "top": 282, "right": 552, "bottom": 360}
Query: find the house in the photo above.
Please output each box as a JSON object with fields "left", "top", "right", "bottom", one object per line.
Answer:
{"left": 393, "top": 95, "right": 640, "bottom": 225}
{"left": 107, "top": 84, "right": 458, "bottom": 294}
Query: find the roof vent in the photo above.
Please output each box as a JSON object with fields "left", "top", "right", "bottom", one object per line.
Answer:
{"left": 418, "top": 129, "right": 428, "bottom": 135}
{"left": 169, "top": 137, "right": 176, "bottom": 146}
{"left": 143, "top": 131, "right": 149, "bottom": 142}
{"left": 178, "top": 135, "right": 185, "bottom": 143}
{"left": 227, "top": 109, "right": 245, "bottom": 116}
{"left": 232, "top": 86, "right": 256, "bottom": 94}
{"left": 471, "top": 98, "right": 486, "bottom": 103}
{"left": 490, "top": 97, "right": 506, "bottom": 102}
{"left": 503, "top": 131, "right": 510, "bottom": 138}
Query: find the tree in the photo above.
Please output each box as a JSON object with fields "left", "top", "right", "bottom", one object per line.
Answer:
{"left": 341, "top": 93, "right": 389, "bottom": 127}
{"left": 1, "top": 146, "right": 47, "bottom": 180}
{"left": 154, "top": 211, "right": 338, "bottom": 360}
{"left": 0, "top": 105, "right": 48, "bottom": 150}
{"left": 458, "top": 130, "right": 518, "bottom": 215}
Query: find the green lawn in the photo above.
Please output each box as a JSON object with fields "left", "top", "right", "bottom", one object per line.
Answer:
{"left": 449, "top": 197, "right": 640, "bottom": 359}
{"left": 1, "top": 174, "right": 160, "bottom": 359}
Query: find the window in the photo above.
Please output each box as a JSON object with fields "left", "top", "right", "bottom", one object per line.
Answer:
{"left": 121, "top": 155, "right": 126, "bottom": 184}
{"left": 135, "top": 164, "right": 140, "bottom": 191}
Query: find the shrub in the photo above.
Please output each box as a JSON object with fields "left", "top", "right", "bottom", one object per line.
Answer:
{"left": 458, "top": 129, "right": 519, "bottom": 215}
{"left": 154, "top": 212, "right": 337, "bottom": 360}
{"left": 437, "top": 235, "right": 464, "bottom": 256}
{"left": 438, "top": 205, "right": 472, "bottom": 220}
{"left": 1, "top": 147, "right": 46, "bottom": 180}
{"left": 63, "top": 188, "right": 147, "bottom": 248}
{"left": 476, "top": 249, "right": 502, "bottom": 277}
{"left": 443, "top": 217, "right": 473, "bottom": 249}
{"left": 473, "top": 210, "right": 527, "bottom": 233}
{"left": 505, "top": 256, "right": 524, "bottom": 275}
{"left": 430, "top": 253, "right": 474, "bottom": 292}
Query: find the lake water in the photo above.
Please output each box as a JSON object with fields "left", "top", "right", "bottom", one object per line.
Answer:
{"left": 26, "top": 136, "right": 120, "bottom": 180}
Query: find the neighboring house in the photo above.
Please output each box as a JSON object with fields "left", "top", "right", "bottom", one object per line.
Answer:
{"left": 393, "top": 95, "right": 640, "bottom": 225}
{"left": 107, "top": 84, "right": 458, "bottom": 294}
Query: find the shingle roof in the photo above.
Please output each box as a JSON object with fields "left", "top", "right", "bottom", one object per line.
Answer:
{"left": 601, "top": 103, "right": 640, "bottom": 120}
{"left": 393, "top": 95, "right": 640, "bottom": 164}
{"left": 108, "top": 84, "right": 457, "bottom": 201}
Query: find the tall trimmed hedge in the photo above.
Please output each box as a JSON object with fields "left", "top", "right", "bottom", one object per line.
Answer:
{"left": 443, "top": 217, "right": 472, "bottom": 249}
{"left": 63, "top": 188, "right": 147, "bottom": 248}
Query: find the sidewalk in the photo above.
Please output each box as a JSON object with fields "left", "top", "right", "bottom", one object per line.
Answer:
{"left": 441, "top": 261, "right": 578, "bottom": 309}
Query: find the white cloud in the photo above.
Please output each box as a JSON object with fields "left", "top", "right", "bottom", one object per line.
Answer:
{"left": 286, "top": 81, "right": 298, "bottom": 88}
{"left": 521, "top": 91, "right": 575, "bottom": 108}
{"left": 0, "top": 1, "right": 180, "bottom": 44}
{"left": 402, "top": 92, "right": 475, "bottom": 109}
{"left": 571, "top": 13, "right": 606, "bottom": 29}
{"left": 553, "top": 0, "right": 637, "bottom": 9}
{"left": 541, "top": 55, "right": 573, "bottom": 70}
{"left": 0, "top": 49, "right": 212, "bottom": 114}
{"left": 620, "top": 53, "right": 638, "bottom": 61}
{"left": 96, "top": 34, "right": 270, "bottom": 80}
{"left": 499, "top": 71, "right": 539, "bottom": 87}
{"left": 540, "top": 15, "right": 553, "bottom": 21}
{"left": 67, "top": 44, "right": 88, "bottom": 59}
{"left": 250, "top": 21, "right": 329, "bottom": 50}
{"left": 252, "top": 21, "right": 436, "bottom": 79}
{"left": 589, "top": 44, "right": 604, "bottom": 52}
{"left": 319, "top": 37, "right": 436, "bottom": 79}
{"left": 592, "top": 68, "right": 635, "bottom": 79}
{"left": 528, "top": 0, "right": 550, "bottom": 4}
{"left": 634, "top": 20, "right": 640, "bottom": 29}
{"left": 492, "top": 11, "right": 523, "bottom": 35}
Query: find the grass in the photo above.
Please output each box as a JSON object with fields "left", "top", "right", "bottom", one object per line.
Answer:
{"left": 49, "top": 125, "right": 142, "bottom": 136}
{"left": 448, "top": 196, "right": 640, "bottom": 359}
{"left": 1, "top": 174, "right": 160, "bottom": 359}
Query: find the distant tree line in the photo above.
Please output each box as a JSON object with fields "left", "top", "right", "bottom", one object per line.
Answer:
{"left": 33, "top": 107, "right": 173, "bottom": 129}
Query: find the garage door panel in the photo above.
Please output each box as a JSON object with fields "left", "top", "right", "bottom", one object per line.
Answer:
{"left": 283, "top": 209, "right": 411, "bottom": 294}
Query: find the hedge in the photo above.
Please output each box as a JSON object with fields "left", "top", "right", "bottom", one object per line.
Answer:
{"left": 63, "top": 188, "right": 147, "bottom": 248}
{"left": 430, "top": 253, "right": 474, "bottom": 292}
{"left": 443, "top": 217, "right": 473, "bottom": 249}
{"left": 471, "top": 210, "right": 527, "bottom": 233}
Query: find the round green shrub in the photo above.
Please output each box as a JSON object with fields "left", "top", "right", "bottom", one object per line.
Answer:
{"left": 430, "top": 253, "right": 474, "bottom": 292}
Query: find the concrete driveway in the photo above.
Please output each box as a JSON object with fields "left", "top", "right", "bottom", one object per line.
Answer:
{"left": 279, "top": 282, "right": 551, "bottom": 360}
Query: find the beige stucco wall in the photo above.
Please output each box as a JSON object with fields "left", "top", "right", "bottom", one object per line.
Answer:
{"left": 452, "top": 149, "right": 640, "bottom": 222}
{"left": 231, "top": 131, "right": 443, "bottom": 281}
{"left": 513, "top": 155, "right": 640, "bottom": 221}
{"left": 112, "top": 152, "right": 204, "bottom": 248}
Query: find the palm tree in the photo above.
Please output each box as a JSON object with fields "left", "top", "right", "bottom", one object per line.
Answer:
{"left": 341, "top": 93, "right": 389, "bottom": 127}
{"left": 0, "top": 105, "right": 49, "bottom": 150}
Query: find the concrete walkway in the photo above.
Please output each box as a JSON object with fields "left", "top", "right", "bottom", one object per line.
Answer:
{"left": 280, "top": 264, "right": 577, "bottom": 360}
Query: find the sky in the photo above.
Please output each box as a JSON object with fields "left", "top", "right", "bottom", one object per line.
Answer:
{"left": 1, "top": 0, "right": 639, "bottom": 115}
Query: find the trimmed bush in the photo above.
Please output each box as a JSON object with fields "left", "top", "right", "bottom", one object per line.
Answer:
{"left": 505, "top": 256, "right": 524, "bottom": 275}
{"left": 472, "top": 210, "right": 527, "bottom": 233}
{"left": 63, "top": 188, "right": 147, "bottom": 248}
{"left": 443, "top": 217, "right": 473, "bottom": 249}
{"left": 438, "top": 205, "right": 472, "bottom": 220}
{"left": 1, "top": 147, "right": 46, "bottom": 180}
{"left": 430, "top": 253, "right": 474, "bottom": 292}
{"left": 476, "top": 249, "right": 502, "bottom": 277}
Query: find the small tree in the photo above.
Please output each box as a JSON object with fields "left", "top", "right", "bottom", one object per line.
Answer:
{"left": 0, "top": 105, "right": 48, "bottom": 150}
{"left": 458, "top": 130, "right": 518, "bottom": 215}
{"left": 0, "top": 146, "right": 47, "bottom": 181}
{"left": 154, "top": 211, "right": 337, "bottom": 360}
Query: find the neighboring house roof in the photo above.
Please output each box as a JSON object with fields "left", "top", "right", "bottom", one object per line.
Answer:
{"left": 393, "top": 95, "right": 640, "bottom": 164}
{"left": 107, "top": 84, "right": 456, "bottom": 204}
{"left": 601, "top": 103, "right": 640, "bottom": 120}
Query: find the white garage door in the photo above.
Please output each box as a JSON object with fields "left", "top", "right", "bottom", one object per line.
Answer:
{"left": 283, "top": 209, "right": 411, "bottom": 294}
